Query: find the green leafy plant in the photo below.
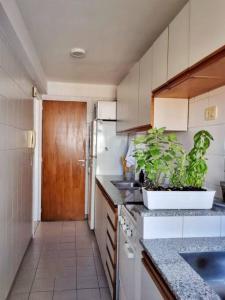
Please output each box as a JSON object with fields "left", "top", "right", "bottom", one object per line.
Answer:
{"left": 134, "top": 127, "right": 185, "bottom": 188}
{"left": 134, "top": 128, "right": 213, "bottom": 190}
{"left": 185, "top": 130, "right": 213, "bottom": 188}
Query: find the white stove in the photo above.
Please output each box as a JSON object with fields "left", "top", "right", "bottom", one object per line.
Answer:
{"left": 118, "top": 205, "right": 142, "bottom": 300}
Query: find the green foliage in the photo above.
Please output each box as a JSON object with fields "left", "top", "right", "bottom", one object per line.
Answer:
{"left": 134, "top": 128, "right": 213, "bottom": 189}
{"left": 134, "top": 128, "right": 185, "bottom": 188}
{"left": 185, "top": 130, "right": 213, "bottom": 188}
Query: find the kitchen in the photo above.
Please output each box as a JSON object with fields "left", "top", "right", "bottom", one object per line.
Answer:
{"left": 1, "top": 0, "right": 225, "bottom": 300}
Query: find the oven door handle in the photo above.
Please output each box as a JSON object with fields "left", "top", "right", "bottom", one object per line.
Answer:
{"left": 124, "top": 242, "right": 134, "bottom": 259}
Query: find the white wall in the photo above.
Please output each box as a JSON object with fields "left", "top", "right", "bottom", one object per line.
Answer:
{"left": 0, "top": 0, "right": 47, "bottom": 92}
{"left": 177, "top": 86, "right": 225, "bottom": 199}
{"left": 43, "top": 81, "right": 117, "bottom": 215}
{"left": 0, "top": 26, "right": 33, "bottom": 299}
{"left": 44, "top": 81, "right": 116, "bottom": 123}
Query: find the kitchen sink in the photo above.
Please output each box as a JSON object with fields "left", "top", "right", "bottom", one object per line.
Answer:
{"left": 111, "top": 180, "right": 142, "bottom": 190}
{"left": 180, "top": 251, "right": 225, "bottom": 299}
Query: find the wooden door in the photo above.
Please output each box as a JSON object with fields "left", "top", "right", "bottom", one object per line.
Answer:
{"left": 42, "top": 101, "right": 87, "bottom": 221}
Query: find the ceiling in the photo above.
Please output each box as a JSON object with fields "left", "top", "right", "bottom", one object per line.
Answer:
{"left": 16, "top": 0, "right": 188, "bottom": 85}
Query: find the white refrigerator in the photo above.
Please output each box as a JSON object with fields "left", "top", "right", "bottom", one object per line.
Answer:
{"left": 87, "top": 120, "right": 127, "bottom": 229}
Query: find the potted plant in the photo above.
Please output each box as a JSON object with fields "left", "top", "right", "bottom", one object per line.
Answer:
{"left": 134, "top": 128, "right": 215, "bottom": 210}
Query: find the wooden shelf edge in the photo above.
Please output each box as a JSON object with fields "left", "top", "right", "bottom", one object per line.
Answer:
{"left": 117, "top": 123, "right": 152, "bottom": 134}
{"left": 96, "top": 178, "right": 118, "bottom": 212}
{"left": 153, "top": 44, "right": 225, "bottom": 99}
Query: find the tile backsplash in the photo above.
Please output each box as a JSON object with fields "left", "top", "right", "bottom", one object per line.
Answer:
{"left": 177, "top": 86, "right": 225, "bottom": 199}
{"left": 0, "top": 28, "right": 33, "bottom": 299}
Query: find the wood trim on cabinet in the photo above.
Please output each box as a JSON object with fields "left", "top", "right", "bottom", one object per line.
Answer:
{"left": 117, "top": 123, "right": 152, "bottom": 134}
{"left": 107, "top": 214, "right": 116, "bottom": 232}
{"left": 153, "top": 44, "right": 225, "bottom": 99}
{"left": 142, "top": 251, "right": 175, "bottom": 300}
{"left": 106, "top": 261, "right": 114, "bottom": 285}
{"left": 107, "top": 230, "right": 116, "bottom": 249}
{"left": 96, "top": 178, "right": 118, "bottom": 212}
{"left": 106, "top": 245, "right": 116, "bottom": 269}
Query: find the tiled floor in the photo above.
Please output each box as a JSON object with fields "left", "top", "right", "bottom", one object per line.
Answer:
{"left": 8, "top": 221, "right": 110, "bottom": 300}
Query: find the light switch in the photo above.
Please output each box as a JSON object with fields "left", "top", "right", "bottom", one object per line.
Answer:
{"left": 27, "top": 130, "right": 36, "bottom": 149}
{"left": 204, "top": 106, "right": 217, "bottom": 121}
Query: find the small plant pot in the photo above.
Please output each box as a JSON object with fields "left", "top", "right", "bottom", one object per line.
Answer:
{"left": 142, "top": 188, "right": 215, "bottom": 210}
{"left": 220, "top": 181, "right": 225, "bottom": 202}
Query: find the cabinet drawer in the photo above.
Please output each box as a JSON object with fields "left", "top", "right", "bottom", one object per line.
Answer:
{"left": 106, "top": 203, "right": 117, "bottom": 228}
{"left": 106, "top": 233, "right": 116, "bottom": 265}
{"left": 107, "top": 217, "right": 117, "bottom": 245}
{"left": 105, "top": 261, "right": 114, "bottom": 298}
{"left": 106, "top": 253, "right": 115, "bottom": 282}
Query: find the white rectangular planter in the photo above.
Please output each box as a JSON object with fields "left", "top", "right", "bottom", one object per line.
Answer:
{"left": 142, "top": 188, "right": 215, "bottom": 210}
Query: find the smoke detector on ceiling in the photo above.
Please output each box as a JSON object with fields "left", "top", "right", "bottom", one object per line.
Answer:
{"left": 70, "top": 48, "right": 86, "bottom": 58}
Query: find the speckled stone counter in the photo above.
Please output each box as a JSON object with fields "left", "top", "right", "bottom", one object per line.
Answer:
{"left": 141, "top": 237, "right": 225, "bottom": 300}
{"left": 96, "top": 175, "right": 143, "bottom": 206}
{"left": 96, "top": 175, "right": 225, "bottom": 217}
{"left": 130, "top": 203, "right": 225, "bottom": 217}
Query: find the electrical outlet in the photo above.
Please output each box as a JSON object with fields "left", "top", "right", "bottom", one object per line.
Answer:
{"left": 204, "top": 106, "right": 217, "bottom": 121}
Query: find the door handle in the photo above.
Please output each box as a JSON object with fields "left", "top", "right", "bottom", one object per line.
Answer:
{"left": 78, "top": 159, "right": 86, "bottom": 167}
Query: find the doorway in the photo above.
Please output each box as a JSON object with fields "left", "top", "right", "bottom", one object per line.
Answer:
{"left": 42, "top": 100, "right": 87, "bottom": 221}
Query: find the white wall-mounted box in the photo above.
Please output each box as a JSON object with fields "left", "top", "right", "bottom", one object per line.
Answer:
{"left": 96, "top": 100, "right": 116, "bottom": 120}
{"left": 154, "top": 98, "right": 188, "bottom": 131}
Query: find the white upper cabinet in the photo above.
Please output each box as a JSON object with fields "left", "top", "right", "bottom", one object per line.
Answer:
{"left": 190, "top": 0, "right": 225, "bottom": 66}
{"left": 117, "top": 62, "right": 139, "bottom": 131}
{"left": 127, "top": 62, "right": 140, "bottom": 129}
{"left": 117, "top": 77, "right": 126, "bottom": 132}
{"left": 152, "top": 28, "right": 168, "bottom": 91}
{"left": 139, "top": 46, "right": 153, "bottom": 127}
{"left": 154, "top": 98, "right": 188, "bottom": 131}
{"left": 168, "top": 3, "right": 190, "bottom": 80}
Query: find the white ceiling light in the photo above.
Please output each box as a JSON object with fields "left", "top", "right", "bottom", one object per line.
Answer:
{"left": 70, "top": 48, "right": 86, "bottom": 58}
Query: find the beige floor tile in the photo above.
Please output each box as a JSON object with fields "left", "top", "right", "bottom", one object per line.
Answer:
{"left": 77, "top": 266, "right": 97, "bottom": 277}
{"left": 53, "top": 290, "right": 76, "bottom": 300}
{"left": 59, "top": 249, "right": 76, "bottom": 258}
{"left": 100, "top": 288, "right": 111, "bottom": 300}
{"left": 54, "top": 276, "right": 76, "bottom": 291}
{"left": 8, "top": 293, "right": 29, "bottom": 300}
{"left": 77, "top": 276, "right": 99, "bottom": 289}
{"left": 57, "top": 266, "right": 76, "bottom": 278}
{"left": 97, "top": 275, "right": 108, "bottom": 288}
{"left": 58, "top": 243, "right": 76, "bottom": 250}
{"left": 11, "top": 279, "right": 33, "bottom": 295}
{"left": 59, "top": 257, "right": 76, "bottom": 268}
{"left": 31, "top": 278, "right": 54, "bottom": 292}
{"left": 77, "top": 289, "right": 101, "bottom": 300}
{"left": 77, "top": 257, "right": 95, "bottom": 268}
{"left": 29, "top": 291, "right": 53, "bottom": 300}
{"left": 75, "top": 248, "right": 93, "bottom": 257}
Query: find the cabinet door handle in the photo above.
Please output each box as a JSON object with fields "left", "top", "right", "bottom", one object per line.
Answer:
{"left": 124, "top": 243, "right": 134, "bottom": 259}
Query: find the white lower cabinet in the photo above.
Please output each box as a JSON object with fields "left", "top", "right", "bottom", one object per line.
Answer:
{"left": 141, "top": 261, "right": 164, "bottom": 300}
{"left": 95, "top": 184, "right": 107, "bottom": 265}
{"left": 95, "top": 182, "right": 118, "bottom": 299}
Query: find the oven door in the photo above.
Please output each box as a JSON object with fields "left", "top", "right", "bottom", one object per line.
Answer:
{"left": 118, "top": 225, "right": 136, "bottom": 300}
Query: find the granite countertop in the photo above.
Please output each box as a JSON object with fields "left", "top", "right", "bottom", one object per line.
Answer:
{"left": 141, "top": 237, "right": 225, "bottom": 300}
{"left": 96, "top": 175, "right": 143, "bottom": 206}
{"left": 96, "top": 175, "right": 225, "bottom": 216}
{"left": 131, "top": 203, "right": 225, "bottom": 217}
